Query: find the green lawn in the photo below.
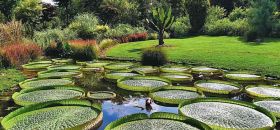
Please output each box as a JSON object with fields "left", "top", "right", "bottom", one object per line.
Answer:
{"left": 0, "top": 69, "right": 25, "bottom": 91}
{"left": 106, "top": 36, "right": 280, "bottom": 77}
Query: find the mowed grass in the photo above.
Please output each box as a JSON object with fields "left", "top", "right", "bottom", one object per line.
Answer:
{"left": 107, "top": 36, "right": 280, "bottom": 77}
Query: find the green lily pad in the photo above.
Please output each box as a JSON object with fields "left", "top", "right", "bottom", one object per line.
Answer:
{"left": 160, "top": 66, "right": 191, "bottom": 73}
{"left": 104, "top": 63, "right": 134, "bottom": 70}
{"left": 254, "top": 100, "right": 280, "bottom": 118}
{"left": 87, "top": 91, "right": 116, "bottom": 100}
{"left": 160, "top": 73, "right": 193, "bottom": 84}
{"left": 38, "top": 70, "right": 80, "bottom": 78}
{"left": 191, "top": 66, "right": 222, "bottom": 75}
{"left": 246, "top": 85, "right": 280, "bottom": 99}
{"left": 47, "top": 65, "right": 81, "bottom": 71}
{"left": 225, "top": 72, "right": 264, "bottom": 82}
{"left": 105, "top": 72, "right": 140, "bottom": 82}
{"left": 19, "top": 78, "right": 74, "bottom": 89}
{"left": 132, "top": 66, "right": 158, "bottom": 75}
{"left": 194, "top": 80, "right": 242, "bottom": 95}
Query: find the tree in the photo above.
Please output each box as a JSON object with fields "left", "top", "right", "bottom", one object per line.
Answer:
{"left": 146, "top": 6, "right": 175, "bottom": 46}
{"left": 186, "top": 0, "right": 209, "bottom": 34}
{"left": 209, "top": 0, "right": 234, "bottom": 13}
{"left": 247, "top": 0, "right": 276, "bottom": 38}
{"left": 13, "top": 0, "right": 43, "bottom": 36}
{"left": 0, "top": 0, "right": 17, "bottom": 19}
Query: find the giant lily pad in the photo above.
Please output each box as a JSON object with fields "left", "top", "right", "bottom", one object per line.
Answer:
{"left": 86, "top": 62, "right": 110, "bottom": 68}
{"left": 160, "top": 66, "right": 191, "bottom": 73}
{"left": 149, "top": 87, "right": 203, "bottom": 105}
{"left": 22, "top": 61, "right": 52, "bottom": 71}
{"left": 19, "top": 78, "right": 74, "bottom": 89}
{"left": 132, "top": 66, "right": 158, "bottom": 75}
{"left": 52, "top": 58, "right": 73, "bottom": 64}
{"left": 1, "top": 100, "right": 103, "bottom": 130}
{"left": 12, "top": 86, "right": 85, "bottom": 106}
{"left": 117, "top": 76, "right": 171, "bottom": 92}
{"left": 105, "top": 72, "right": 140, "bottom": 82}
{"left": 38, "top": 70, "right": 80, "bottom": 78}
{"left": 191, "top": 66, "right": 222, "bottom": 75}
{"left": 179, "top": 98, "right": 276, "bottom": 130}
{"left": 47, "top": 65, "right": 81, "bottom": 71}
{"left": 246, "top": 85, "right": 280, "bottom": 99}
{"left": 160, "top": 73, "right": 193, "bottom": 84}
{"left": 194, "top": 80, "right": 242, "bottom": 95}
{"left": 254, "top": 100, "right": 280, "bottom": 118}
{"left": 104, "top": 63, "right": 134, "bottom": 71}
{"left": 225, "top": 72, "right": 264, "bottom": 82}
{"left": 105, "top": 112, "right": 211, "bottom": 130}
{"left": 87, "top": 91, "right": 116, "bottom": 100}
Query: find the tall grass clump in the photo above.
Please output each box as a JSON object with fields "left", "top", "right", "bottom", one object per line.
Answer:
{"left": 141, "top": 47, "right": 168, "bottom": 66}
{"left": 0, "top": 20, "right": 23, "bottom": 46}
{"left": 99, "top": 39, "right": 119, "bottom": 51}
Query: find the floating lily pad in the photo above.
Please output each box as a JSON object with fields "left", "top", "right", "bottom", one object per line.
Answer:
{"left": 160, "top": 66, "right": 191, "bottom": 73}
{"left": 246, "top": 85, "right": 280, "bottom": 99}
{"left": 38, "top": 70, "right": 80, "bottom": 78}
{"left": 194, "top": 80, "right": 242, "bottom": 95}
{"left": 1, "top": 100, "right": 103, "bottom": 130}
{"left": 81, "top": 67, "right": 104, "bottom": 74}
{"left": 28, "top": 61, "right": 53, "bottom": 64}
{"left": 104, "top": 63, "right": 134, "bottom": 70}
{"left": 117, "top": 76, "right": 171, "bottom": 92}
{"left": 105, "top": 72, "right": 140, "bottom": 82}
{"left": 149, "top": 87, "right": 203, "bottom": 105}
{"left": 19, "top": 78, "right": 74, "bottom": 89}
{"left": 47, "top": 65, "right": 81, "bottom": 71}
{"left": 191, "top": 66, "right": 222, "bottom": 75}
{"left": 87, "top": 91, "right": 116, "bottom": 100}
{"left": 160, "top": 73, "right": 193, "bottom": 84}
{"left": 86, "top": 62, "right": 110, "bottom": 68}
{"left": 179, "top": 98, "right": 276, "bottom": 130}
{"left": 13, "top": 86, "right": 85, "bottom": 106}
{"left": 254, "top": 100, "right": 280, "bottom": 118}
{"left": 52, "top": 58, "right": 73, "bottom": 64}
{"left": 22, "top": 63, "right": 52, "bottom": 71}
{"left": 132, "top": 66, "right": 158, "bottom": 75}
{"left": 225, "top": 72, "right": 264, "bottom": 82}
{"left": 105, "top": 112, "right": 211, "bottom": 130}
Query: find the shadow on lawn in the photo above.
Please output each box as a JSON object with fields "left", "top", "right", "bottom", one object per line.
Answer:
{"left": 237, "top": 37, "right": 280, "bottom": 46}
{"left": 128, "top": 48, "right": 142, "bottom": 54}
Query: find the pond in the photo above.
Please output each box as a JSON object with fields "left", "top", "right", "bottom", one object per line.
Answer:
{"left": 0, "top": 59, "right": 280, "bottom": 130}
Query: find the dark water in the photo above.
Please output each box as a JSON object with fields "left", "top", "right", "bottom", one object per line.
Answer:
{"left": 0, "top": 64, "right": 280, "bottom": 130}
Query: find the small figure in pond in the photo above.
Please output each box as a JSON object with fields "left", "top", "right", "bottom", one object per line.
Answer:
{"left": 145, "top": 98, "right": 153, "bottom": 112}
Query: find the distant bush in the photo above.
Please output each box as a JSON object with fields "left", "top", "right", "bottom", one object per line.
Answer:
{"left": 0, "top": 43, "right": 42, "bottom": 67}
{"left": 0, "top": 20, "right": 23, "bottom": 46}
{"left": 68, "top": 13, "right": 100, "bottom": 40}
{"left": 244, "top": 29, "right": 258, "bottom": 42}
{"left": 228, "top": 7, "right": 248, "bottom": 21}
{"left": 141, "top": 47, "right": 168, "bottom": 66}
{"left": 70, "top": 45, "right": 97, "bottom": 61}
{"left": 33, "top": 28, "right": 77, "bottom": 48}
{"left": 170, "top": 16, "right": 191, "bottom": 37}
{"left": 186, "top": 0, "right": 209, "bottom": 34}
{"left": 44, "top": 41, "right": 65, "bottom": 58}
{"left": 99, "top": 39, "right": 119, "bottom": 51}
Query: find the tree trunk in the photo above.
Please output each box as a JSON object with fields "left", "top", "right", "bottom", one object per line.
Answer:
{"left": 158, "top": 30, "right": 164, "bottom": 46}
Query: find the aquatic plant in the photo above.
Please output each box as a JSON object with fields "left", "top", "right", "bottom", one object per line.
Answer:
{"left": 47, "top": 65, "right": 81, "bottom": 71}
{"left": 51, "top": 58, "right": 73, "bottom": 64}
{"left": 117, "top": 76, "right": 171, "bottom": 92}
{"left": 149, "top": 87, "right": 202, "bottom": 105}
{"left": 81, "top": 67, "right": 104, "bottom": 75}
{"left": 132, "top": 66, "right": 158, "bottom": 75}
{"left": 160, "top": 66, "right": 191, "bottom": 73}
{"left": 38, "top": 70, "right": 80, "bottom": 78}
{"left": 246, "top": 85, "right": 280, "bottom": 99}
{"left": 19, "top": 78, "right": 74, "bottom": 89}
{"left": 254, "top": 100, "right": 280, "bottom": 118}
{"left": 87, "top": 91, "right": 116, "bottom": 100}
{"left": 104, "top": 63, "right": 134, "bottom": 71}
{"left": 194, "top": 80, "right": 242, "bottom": 95}
{"left": 1, "top": 100, "right": 103, "bottom": 130}
{"left": 225, "top": 72, "right": 264, "bottom": 82}
{"left": 86, "top": 62, "right": 110, "bottom": 68}
{"left": 13, "top": 86, "right": 85, "bottom": 106}
{"left": 160, "top": 73, "right": 193, "bottom": 84}
{"left": 179, "top": 98, "right": 276, "bottom": 130}
{"left": 191, "top": 66, "right": 222, "bottom": 75}
{"left": 105, "top": 72, "right": 140, "bottom": 82}
{"left": 22, "top": 62, "right": 52, "bottom": 71}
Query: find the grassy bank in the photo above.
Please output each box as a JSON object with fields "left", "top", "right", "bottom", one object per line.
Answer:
{"left": 0, "top": 69, "right": 25, "bottom": 91}
{"left": 106, "top": 36, "right": 280, "bottom": 77}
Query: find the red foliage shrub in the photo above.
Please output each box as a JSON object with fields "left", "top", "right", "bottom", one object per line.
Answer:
{"left": 0, "top": 43, "right": 42, "bottom": 67}
{"left": 116, "top": 32, "right": 148, "bottom": 43}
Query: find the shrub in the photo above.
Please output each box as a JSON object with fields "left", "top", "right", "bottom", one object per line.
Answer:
{"left": 0, "top": 11, "right": 6, "bottom": 23}
{"left": 68, "top": 13, "right": 100, "bottom": 40}
{"left": 228, "top": 7, "right": 248, "bottom": 21}
{"left": 99, "top": 39, "right": 119, "bottom": 51}
{"left": 170, "top": 16, "right": 191, "bottom": 37}
{"left": 127, "top": 32, "right": 148, "bottom": 42}
{"left": 186, "top": 0, "right": 209, "bottom": 34}
{"left": 44, "top": 41, "right": 65, "bottom": 58}
{"left": 141, "top": 47, "right": 168, "bottom": 66}
{"left": 70, "top": 45, "right": 97, "bottom": 61}
{"left": 244, "top": 29, "right": 258, "bottom": 42}
{"left": 247, "top": 0, "right": 276, "bottom": 38}
{"left": 33, "top": 28, "right": 77, "bottom": 48}
{"left": 208, "top": 0, "right": 234, "bottom": 12}
{"left": 0, "top": 43, "right": 42, "bottom": 67}
{"left": 0, "top": 20, "right": 23, "bottom": 46}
